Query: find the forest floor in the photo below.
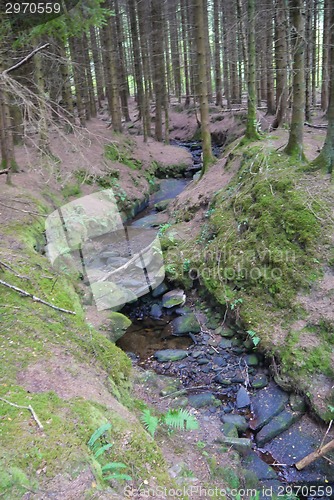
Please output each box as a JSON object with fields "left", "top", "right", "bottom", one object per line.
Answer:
{"left": 0, "top": 100, "right": 333, "bottom": 498}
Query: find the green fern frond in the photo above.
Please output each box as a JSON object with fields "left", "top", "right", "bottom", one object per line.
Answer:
{"left": 164, "top": 409, "right": 199, "bottom": 431}
{"left": 88, "top": 422, "right": 112, "bottom": 449}
{"left": 94, "top": 443, "right": 113, "bottom": 459}
{"left": 140, "top": 409, "right": 159, "bottom": 437}
{"left": 101, "top": 462, "right": 127, "bottom": 473}
{"left": 104, "top": 473, "right": 132, "bottom": 481}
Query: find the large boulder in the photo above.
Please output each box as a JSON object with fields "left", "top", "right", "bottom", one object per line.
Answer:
{"left": 162, "top": 289, "right": 186, "bottom": 308}
{"left": 171, "top": 313, "right": 201, "bottom": 336}
{"left": 109, "top": 312, "right": 132, "bottom": 342}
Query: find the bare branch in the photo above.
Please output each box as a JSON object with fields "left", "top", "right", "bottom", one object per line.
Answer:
{"left": 0, "top": 278, "right": 76, "bottom": 315}
{"left": 0, "top": 397, "right": 44, "bottom": 430}
{"left": 0, "top": 169, "right": 9, "bottom": 175}
{"left": 2, "top": 44, "right": 50, "bottom": 75}
{"left": 0, "top": 201, "right": 48, "bottom": 217}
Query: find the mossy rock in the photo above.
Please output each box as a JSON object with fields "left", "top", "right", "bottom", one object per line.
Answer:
{"left": 109, "top": 312, "right": 132, "bottom": 342}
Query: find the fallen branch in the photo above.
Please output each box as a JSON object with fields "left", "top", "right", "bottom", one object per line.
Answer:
{"left": 0, "top": 200, "right": 48, "bottom": 217}
{"left": 0, "top": 259, "right": 30, "bottom": 279}
{"left": 2, "top": 44, "right": 50, "bottom": 75}
{"left": 295, "top": 438, "right": 334, "bottom": 470}
{"left": 0, "top": 397, "right": 44, "bottom": 430}
{"left": 304, "top": 121, "right": 327, "bottom": 129}
{"left": 0, "top": 169, "right": 9, "bottom": 175}
{"left": 0, "top": 278, "right": 76, "bottom": 315}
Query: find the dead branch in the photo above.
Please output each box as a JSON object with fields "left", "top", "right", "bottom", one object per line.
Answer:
{"left": 0, "top": 278, "right": 76, "bottom": 315}
{"left": 2, "top": 44, "right": 50, "bottom": 75}
{"left": 0, "top": 259, "right": 30, "bottom": 279}
{"left": 304, "top": 121, "right": 327, "bottom": 129}
{"left": 0, "top": 397, "right": 43, "bottom": 430}
{"left": 0, "top": 200, "right": 48, "bottom": 217}
{"left": 295, "top": 438, "right": 334, "bottom": 470}
{"left": 0, "top": 169, "right": 9, "bottom": 175}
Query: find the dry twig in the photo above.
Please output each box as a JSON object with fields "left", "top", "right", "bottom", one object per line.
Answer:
{"left": 0, "top": 397, "right": 43, "bottom": 430}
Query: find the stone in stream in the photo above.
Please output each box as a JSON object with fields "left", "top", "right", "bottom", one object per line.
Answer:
{"left": 151, "top": 282, "right": 169, "bottom": 298}
{"left": 216, "top": 326, "right": 235, "bottom": 338}
{"left": 222, "top": 422, "right": 238, "bottom": 438}
{"left": 108, "top": 311, "right": 132, "bottom": 342}
{"left": 162, "top": 289, "right": 186, "bottom": 308}
{"left": 218, "top": 338, "right": 233, "bottom": 349}
{"left": 154, "top": 199, "right": 172, "bottom": 212}
{"left": 236, "top": 387, "right": 251, "bottom": 409}
{"left": 250, "top": 383, "right": 289, "bottom": 432}
{"left": 174, "top": 306, "right": 193, "bottom": 316}
{"left": 188, "top": 392, "right": 216, "bottom": 409}
{"left": 150, "top": 303, "right": 163, "bottom": 319}
{"left": 289, "top": 393, "right": 307, "bottom": 413}
{"left": 251, "top": 374, "right": 269, "bottom": 389}
{"left": 214, "top": 375, "right": 232, "bottom": 386}
{"left": 246, "top": 353, "right": 260, "bottom": 366}
{"left": 255, "top": 409, "right": 301, "bottom": 448}
{"left": 217, "top": 436, "right": 251, "bottom": 455}
{"left": 242, "top": 452, "right": 277, "bottom": 481}
{"left": 154, "top": 349, "right": 188, "bottom": 362}
{"left": 220, "top": 414, "right": 248, "bottom": 433}
{"left": 212, "top": 356, "right": 227, "bottom": 367}
{"left": 171, "top": 313, "right": 201, "bottom": 335}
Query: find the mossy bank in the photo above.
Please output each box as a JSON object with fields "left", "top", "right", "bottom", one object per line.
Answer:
{"left": 163, "top": 136, "right": 334, "bottom": 421}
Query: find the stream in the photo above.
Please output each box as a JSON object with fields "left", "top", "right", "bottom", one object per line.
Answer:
{"left": 115, "top": 141, "right": 334, "bottom": 499}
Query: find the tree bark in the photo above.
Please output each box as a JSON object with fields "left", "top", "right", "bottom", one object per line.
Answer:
{"left": 321, "top": 0, "right": 330, "bottom": 112}
{"left": 213, "top": 0, "right": 222, "bottom": 107}
{"left": 272, "top": 0, "right": 288, "bottom": 128}
{"left": 295, "top": 439, "right": 334, "bottom": 470}
{"left": 246, "top": 0, "right": 261, "bottom": 140}
{"left": 284, "top": 0, "right": 306, "bottom": 159}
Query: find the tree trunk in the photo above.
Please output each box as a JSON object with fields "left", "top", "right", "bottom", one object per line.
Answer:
{"left": 82, "top": 32, "right": 97, "bottom": 119}
{"left": 245, "top": 0, "right": 261, "bottom": 140}
{"left": 312, "top": 0, "right": 334, "bottom": 172}
{"left": 295, "top": 439, "right": 334, "bottom": 470}
{"left": 34, "top": 47, "right": 50, "bottom": 156}
{"left": 266, "top": 0, "right": 275, "bottom": 114}
{"left": 284, "top": 0, "right": 306, "bottom": 159}
{"left": 58, "top": 39, "right": 75, "bottom": 130}
{"left": 89, "top": 26, "right": 105, "bottom": 108}
{"left": 213, "top": 0, "right": 222, "bottom": 107}
{"left": 194, "top": 0, "right": 214, "bottom": 175}
{"left": 137, "top": 0, "right": 151, "bottom": 141}
{"left": 321, "top": 0, "right": 330, "bottom": 112}
{"left": 68, "top": 36, "right": 86, "bottom": 127}
{"left": 128, "top": 0, "right": 143, "bottom": 119}
{"left": 305, "top": 0, "right": 312, "bottom": 122}
{"left": 272, "top": 0, "right": 288, "bottom": 128}
{"left": 222, "top": 3, "right": 231, "bottom": 108}
{"left": 151, "top": 0, "right": 166, "bottom": 142}
{"left": 180, "top": 0, "right": 191, "bottom": 107}
{"left": 169, "top": 0, "right": 182, "bottom": 102}
{"left": 114, "top": 0, "right": 131, "bottom": 122}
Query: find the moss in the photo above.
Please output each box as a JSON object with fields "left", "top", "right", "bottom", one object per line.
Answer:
{"left": 61, "top": 183, "right": 82, "bottom": 199}
{"left": 104, "top": 143, "right": 142, "bottom": 170}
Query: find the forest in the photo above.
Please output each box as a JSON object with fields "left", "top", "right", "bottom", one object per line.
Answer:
{"left": 0, "top": 0, "right": 334, "bottom": 498}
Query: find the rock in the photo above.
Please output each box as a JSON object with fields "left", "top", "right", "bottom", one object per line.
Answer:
{"left": 222, "top": 422, "right": 238, "bottom": 438}
{"left": 82, "top": 288, "right": 93, "bottom": 305}
{"left": 188, "top": 392, "right": 216, "bottom": 408}
{"left": 220, "top": 414, "right": 248, "bottom": 432}
{"left": 197, "top": 358, "right": 209, "bottom": 365}
{"left": 150, "top": 303, "right": 163, "bottom": 318}
{"left": 99, "top": 250, "right": 120, "bottom": 259}
{"left": 212, "top": 356, "right": 227, "bottom": 367}
{"left": 218, "top": 436, "right": 251, "bottom": 455}
{"left": 171, "top": 313, "right": 201, "bottom": 335}
{"left": 154, "top": 349, "right": 188, "bottom": 362}
{"left": 255, "top": 409, "right": 301, "bottom": 447}
{"left": 236, "top": 387, "right": 251, "bottom": 409}
{"left": 250, "top": 383, "right": 289, "bottom": 432}
{"left": 191, "top": 350, "right": 203, "bottom": 358}
{"left": 289, "top": 393, "right": 307, "bottom": 413}
{"left": 218, "top": 327, "right": 235, "bottom": 338}
{"left": 162, "top": 289, "right": 186, "bottom": 308}
{"left": 242, "top": 452, "right": 277, "bottom": 481}
{"left": 193, "top": 172, "right": 201, "bottom": 182}
{"left": 252, "top": 374, "right": 269, "bottom": 389}
{"left": 214, "top": 375, "right": 231, "bottom": 386}
{"left": 152, "top": 282, "right": 169, "bottom": 298}
{"left": 108, "top": 311, "right": 132, "bottom": 342}
{"left": 175, "top": 306, "right": 192, "bottom": 316}
{"left": 218, "top": 338, "right": 233, "bottom": 349}
{"left": 246, "top": 354, "right": 259, "bottom": 366}
{"left": 154, "top": 199, "right": 172, "bottom": 211}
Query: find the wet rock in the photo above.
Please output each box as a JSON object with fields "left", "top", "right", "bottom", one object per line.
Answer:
{"left": 246, "top": 353, "right": 260, "bottom": 366}
{"left": 214, "top": 375, "right": 231, "bottom": 386}
{"left": 154, "top": 349, "right": 188, "bottom": 362}
{"left": 218, "top": 338, "right": 233, "bottom": 349}
{"left": 150, "top": 303, "right": 163, "bottom": 318}
{"left": 108, "top": 311, "right": 132, "bottom": 342}
{"left": 188, "top": 392, "right": 216, "bottom": 408}
{"left": 171, "top": 313, "right": 201, "bottom": 335}
{"left": 231, "top": 377, "right": 245, "bottom": 384}
{"left": 197, "top": 358, "right": 209, "bottom": 365}
{"left": 242, "top": 452, "right": 277, "bottom": 481}
{"left": 222, "top": 422, "right": 238, "bottom": 438}
{"left": 250, "top": 383, "right": 289, "bottom": 432}
{"left": 201, "top": 365, "right": 211, "bottom": 373}
{"left": 289, "top": 393, "right": 307, "bottom": 413}
{"left": 154, "top": 199, "right": 172, "bottom": 211}
{"left": 212, "top": 356, "right": 227, "bottom": 367}
{"left": 255, "top": 409, "right": 301, "bottom": 448}
{"left": 152, "top": 282, "right": 169, "bottom": 298}
{"left": 236, "top": 387, "right": 251, "bottom": 408}
{"left": 82, "top": 288, "right": 93, "bottom": 305}
{"left": 191, "top": 350, "right": 203, "bottom": 358}
{"left": 162, "top": 289, "right": 186, "bottom": 308}
{"left": 218, "top": 436, "right": 251, "bottom": 455}
{"left": 220, "top": 414, "right": 248, "bottom": 432}
{"left": 252, "top": 374, "right": 269, "bottom": 389}
{"left": 99, "top": 250, "right": 120, "bottom": 259}
{"left": 217, "top": 327, "right": 235, "bottom": 338}
{"left": 192, "top": 172, "right": 201, "bottom": 182}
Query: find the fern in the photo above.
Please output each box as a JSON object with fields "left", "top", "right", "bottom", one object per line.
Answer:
{"left": 94, "top": 443, "right": 113, "bottom": 459}
{"left": 140, "top": 409, "right": 159, "bottom": 437}
{"left": 88, "top": 422, "right": 111, "bottom": 451}
{"left": 163, "top": 409, "right": 199, "bottom": 431}
{"left": 140, "top": 408, "right": 199, "bottom": 437}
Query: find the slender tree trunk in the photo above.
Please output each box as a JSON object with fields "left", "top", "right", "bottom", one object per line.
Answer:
{"left": 82, "top": 32, "right": 97, "bottom": 119}
{"left": 194, "top": 0, "right": 214, "bottom": 175}
{"left": 137, "top": 0, "right": 151, "bottom": 141}
{"left": 312, "top": 0, "right": 334, "bottom": 172}
{"left": 284, "top": 0, "right": 306, "bottom": 159}
{"left": 305, "top": 0, "right": 312, "bottom": 121}
{"left": 169, "top": 0, "right": 182, "bottom": 102}
{"left": 213, "top": 0, "right": 222, "bottom": 107}
{"left": 272, "top": 0, "right": 288, "bottom": 128}
{"left": 321, "top": 0, "right": 330, "bottom": 112}
{"left": 58, "top": 39, "right": 74, "bottom": 129}
{"left": 222, "top": 3, "right": 231, "bottom": 108}
{"left": 68, "top": 36, "right": 86, "bottom": 127}
{"left": 151, "top": 0, "right": 165, "bottom": 142}
{"left": 266, "top": 0, "right": 275, "bottom": 114}
{"left": 311, "top": 0, "right": 318, "bottom": 105}
{"left": 114, "top": 0, "right": 131, "bottom": 122}
{"left": 128, "top": 0, "right": 143, "bottom": 119}
{"left": 180, "top": 0, "right": 191, "bottom": 107}
{"left": 89, "top": 26, "right": 105, "bottom": 108}
{"left": 34, "top": 47, "right": 50, "bottom": 156}
{"left": 246, "top": 0, "right": 261, "bottom": 140}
